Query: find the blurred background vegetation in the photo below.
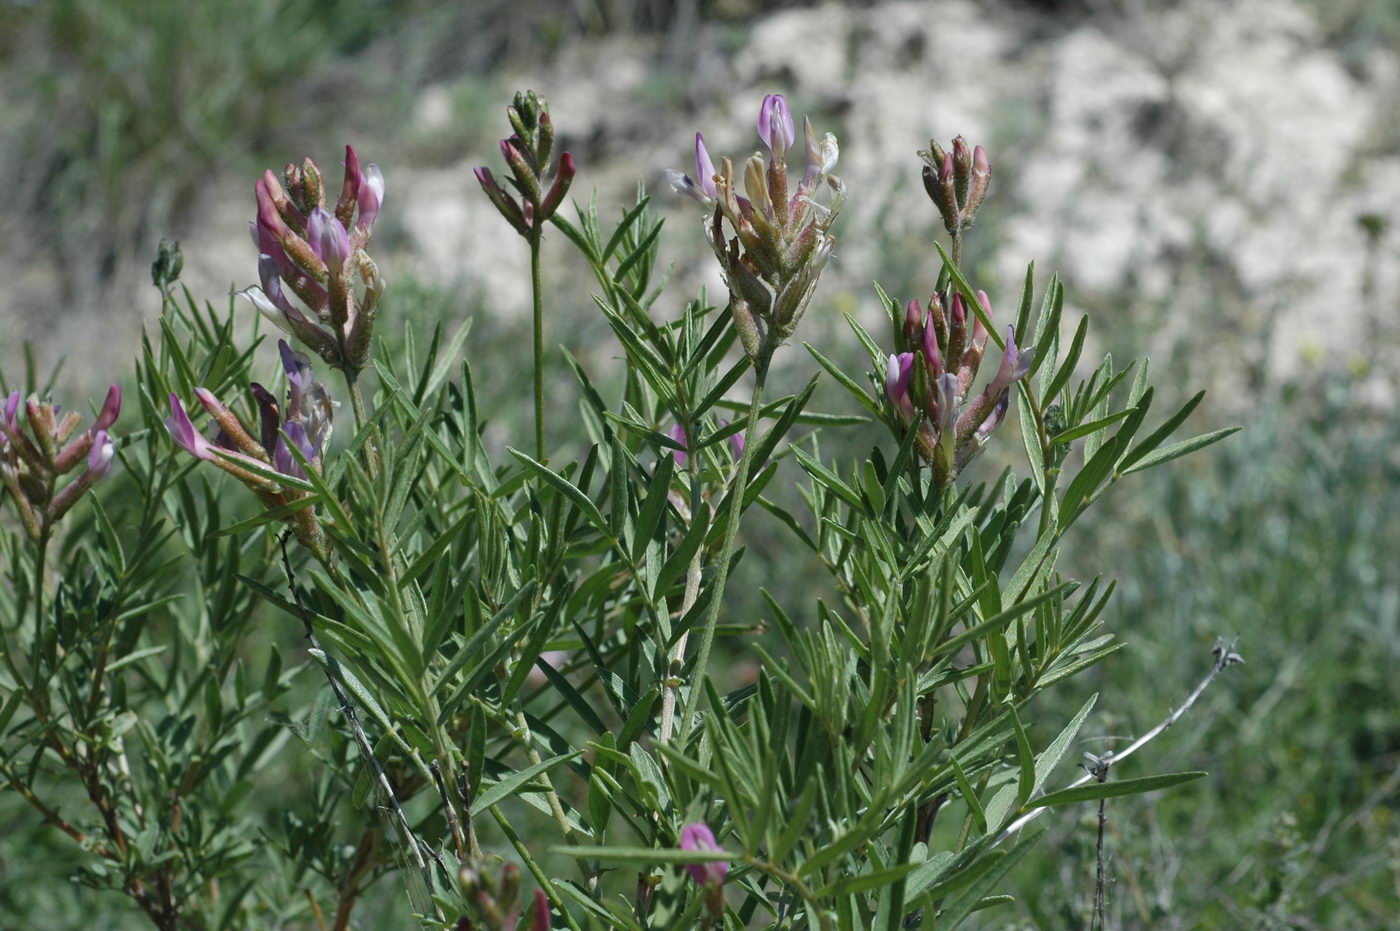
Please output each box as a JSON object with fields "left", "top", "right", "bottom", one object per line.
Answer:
{"left": 2, "top": 0, "right": 1398, "bottom": 926}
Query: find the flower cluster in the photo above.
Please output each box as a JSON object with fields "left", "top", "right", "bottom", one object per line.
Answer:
{"left": 667, "top": 94, "right": 844, "bottom": 366}
{"left": 884, "top": 289, "right": 1031, "bottom": 484}
{"left": 239, "top": 146, "right": 385, "bottom": 373}
{"left": 165, "top": 341, "right": 334, "bottom": 554}
{"left": 475, "top": 90, "right": 577, "bottom": 238}
{"left": 0, "top": 385, "right": 119, "bottom": 540}
{"left": 919, "top": 135, "right": 990, "bottom": 237}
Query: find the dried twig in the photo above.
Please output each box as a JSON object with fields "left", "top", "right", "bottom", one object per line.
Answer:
{"left": 277, "top": 532, "right": 442, "bottom": 922}
{"left": 999, "top": 636, "right": 1244, "bottom": 844}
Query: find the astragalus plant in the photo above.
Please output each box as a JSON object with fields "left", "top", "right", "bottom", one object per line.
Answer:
{"left": 1, "top": 90, "right": 1236, "bottom": 929}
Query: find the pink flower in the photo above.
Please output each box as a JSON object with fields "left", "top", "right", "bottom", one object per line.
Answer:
{"left": 164, "top": 394, "right": 213, "bottom": 460}
{"left": 679, "top": 823, "right": 729, "bottom": 886}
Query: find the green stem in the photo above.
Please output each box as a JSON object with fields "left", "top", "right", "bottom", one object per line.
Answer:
{"left": 30, "top": 528, "right": 50, "bottom": 685}
{"left": 678, "top": 361, "right": 769, "bottom": 750}
{"left": 343, "top": 370, "right": 381, "bottom": 477}
{"left": 950, "top": 227, "right": 963, "bottom": 269}
{"left": 530, "top": 229, "right": 546, "bottom": 459}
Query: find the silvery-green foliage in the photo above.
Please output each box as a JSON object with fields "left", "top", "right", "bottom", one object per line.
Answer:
{"left": 0, "top": 94, "right": 1234, "bottom": 930}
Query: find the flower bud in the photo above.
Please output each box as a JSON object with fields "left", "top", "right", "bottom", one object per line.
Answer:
{"left": 539, "top": 151, "right": 575, "bottom": 221}
{"left": 952, "top": 135, "right": 972, "bottom": 205}
{"left": 502, "top": 138, "right": 540, "bottom": 203}
{"left": 964, "top": 145, "right": 991, "bottom": 220}
{"left": 476, "top": 166, "right": 530, "bottom": 236}
{"left": 903, "top": 299, "right": 924, "bottom": 349}
{"left": 92, "top": 384, "right": 121, "bottom": 433}
{"left": 757, "top": 94, "right": 795, "bottom": 161}
{"left": 731, "top": 299, "right": 763, "bottom": 362}
{"left": 530, "top": 889, "right": 552, "bottom": 931}
{"left": 150, "top": 238, "right": 183, "bottom": 291}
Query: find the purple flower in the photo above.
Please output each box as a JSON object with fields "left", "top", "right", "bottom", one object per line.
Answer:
{"left": 757, "top": 94, "right": 795, "bottom": 159}
{"left": 988, "top": 326, "right": 1034, "bottom": 396}
{"left": 679, "top": 823, "right": 729, "bottom": 886}
{"left": 664, "top": 132, "right": 720, "bottom": 206}
{"left": 274, "top": 420, "right": 315, "bottom": 478}
{"left": 280, "top": 340, "right": 312, "bottom": 413}
{"left": 86, "top": 429, "right": 115, "bottom": 480}
{"left": 164, "top": 394, "right": 214, "bottom": 460}
{"left": 307, "top": 207, "right": 350, "bottom": 272}
{"left": 693, "top": 133, "right": 718, "bottom": 200}
{"left": 2, "top": 389, "right": 20, "bottom": 445}
{"left": 885, "top": 353, "right": 916, "bottom": 424}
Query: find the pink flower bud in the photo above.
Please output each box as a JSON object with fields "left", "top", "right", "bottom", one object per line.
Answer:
{"left": 757, "top": 94, "right": 796, "bottom": 160}
{"left": 92, "top": 384, "right": 121, "bottom": 433}
{"left": 539, "top": 152, "right": 575, "bottom": 220}
{"left": 904, "top": 298, "right": 923, "bottom": 347}
{"left": 921, "top": 316, "right": 943, "bottom": 376}
{"left": 530, "top": 889, "right": 551, "bottom": 931}
{"left": 476, "top": 166, "right": 531, "bottom": 235}
{"left": 679, "top": 823, "right": 729, "bottom": 886}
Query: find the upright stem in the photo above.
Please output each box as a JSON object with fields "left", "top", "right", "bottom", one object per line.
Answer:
{"left": 529, "top": 229, "right": 546, "bottom": 459}
{"left": 950, "top": 228, "right": 963, "bottom": 269}
{"left": 343, "top": 370, "right": 381, "bottom": 476}
{"left": 678, "top": 361, "right": 768, "bottom": 749}
{"left": 30, "top": 528, "right": 50, "bottom": 683}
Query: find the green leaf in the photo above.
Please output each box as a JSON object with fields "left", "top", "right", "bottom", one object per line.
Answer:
{"left": 1049, "top": 407, "right": 1135, "bottom": 446}
{"left": 551, "top": 845, "right": 734, "bottom": 865}
{"left": 472, "top": 750, "right": 584, "bottom": 815}
{"left": 1120, "top": 427, "right": 1240, "bottom": 475}
{"left": 1034, "top": 694, "right": 1097, "bottom": 795}
{"left": 508, "top": 448, "right": 611, "bottom": 539}
{"left": 1042, "top": 314, "right": 1087, "bottom": 405}
{"left": 805, "top": 342, "right": 882, "bottom": 418}
{"left": 1031, "top": 771, "right": 1207, "bottom": 808}
{"left": 949, "top": 755, "right": 987, "bottom": 835}
{"left": 938, "top": 828, "right": 1043, "bottom": 928}
{"left": 1007, "top": 705, "right": 1036, "bottom": 810}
